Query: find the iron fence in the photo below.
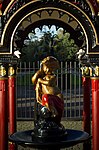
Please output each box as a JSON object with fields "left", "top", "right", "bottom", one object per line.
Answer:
{"left": 16, "top": 61, "right": 83, "bottom": 120}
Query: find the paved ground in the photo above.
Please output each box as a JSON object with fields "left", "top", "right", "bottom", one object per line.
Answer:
{"left": 8, "top": 120, "right": 87, "bottom": 150}
{"left": 17, "top": 120, "right": 83, "bottom": 131}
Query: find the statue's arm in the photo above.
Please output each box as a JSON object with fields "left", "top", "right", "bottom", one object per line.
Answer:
{"left": 32, "top": 69, "right": 45, "bottom": 104}
{"left": 32, "top": 70, "right": 44, "bottom": 85}
{"left": 37, "top": 75, "right": 56, "bottom": 86}
{"left": 35, "top": 81, "right": 42, "bottom": 104}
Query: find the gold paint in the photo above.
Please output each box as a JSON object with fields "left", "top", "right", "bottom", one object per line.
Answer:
{"left": 22, "top": 20, "right": 31, "bottom": 29}
{"left": 86, "top": 0, "right": 96, "bottom": 15}
{"left": 0, "top": 77, "right": 8, "bottom": 80}
{"left": 29, "top": 9, "right": 78, "bottom": 30}
{"left": 81, "top": 66, "right": 91, "bottom": 76}
{"left": 32, "top": 56, "right": 63, "bottom": 117}
{"left": 91, "top": 77, "right": 99, "bottom": 80}
{"left": 31, "top": 13, "right": 39, "bottom": 22}
{"left": 0, "top": 66, "right": 6, "bottom": 77}
{"left": 69, "top": 20, "right": 78, "bottom": 30}
{"left": 3, "top": 0, "right": 40, "bottom": 15}
{"left": 97, "top": 0, "right": 99, "bottom": 5}
{"left": 95, "top": 66, "right": 99, "bottom": 76}
{"left": 90, "top": 67, "right": 93, "bottom": 76}
{"left": 3, "top": 0, "right": 16, "bottom": 15}
{"left": 8, "top": 66, "right": 15, "bottom": 76}
{"left": 88, "top": 52, "right": 99, "bottom": 54}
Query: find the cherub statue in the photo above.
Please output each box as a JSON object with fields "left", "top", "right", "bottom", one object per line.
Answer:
{"left": 32, "top": 56, "right": 64, "bottom": 125}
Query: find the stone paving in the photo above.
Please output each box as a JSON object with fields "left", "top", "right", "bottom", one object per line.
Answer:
{"left": 17, "top": 120, "right": 83, "bottom": 131}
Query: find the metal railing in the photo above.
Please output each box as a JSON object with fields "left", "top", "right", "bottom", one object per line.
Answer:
{"left": 16, "top": 61, "right": 83, "bottom": 120}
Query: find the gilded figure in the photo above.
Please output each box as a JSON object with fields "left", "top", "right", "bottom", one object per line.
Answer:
{"left": 32, "top": 56, "right": 64, "bottom": 124}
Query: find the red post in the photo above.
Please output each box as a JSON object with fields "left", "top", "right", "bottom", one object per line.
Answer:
{"left": 0, "top": 64, "right": 8, "bottom": 150}
{"left": 8, "top": 65, "right": 17, "bottom": 150}
{"left": 91, "top": 77, "right": 99, "bottom": 150}
{"left": 82, "top": 76, "right": 91, "bottom": 134}
{"left": 81, "top": 67, "right": 91, "bottom": 150}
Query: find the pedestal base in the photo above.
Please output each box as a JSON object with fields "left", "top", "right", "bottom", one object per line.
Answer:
{"left": 9, "top": 129, "right": 90, "bottom": 149}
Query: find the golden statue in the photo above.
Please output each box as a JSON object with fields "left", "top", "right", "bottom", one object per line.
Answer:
{"left": 32, "top": 56, "right": 64, "bottom": 124}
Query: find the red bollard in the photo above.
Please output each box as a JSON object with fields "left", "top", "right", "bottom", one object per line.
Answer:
{"left": 8, "top": 65, "right": 17, "bottom": 150}
{"left": 0, "top": 64, "right": 8, "bottom": 150}
{"left": 91, "top": 77, "right": 99, "bottom": 150}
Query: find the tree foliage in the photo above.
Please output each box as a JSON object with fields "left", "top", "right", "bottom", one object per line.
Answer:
{"left": 21, "top": 30, "right": 78, "bottom": 62}
{"left": 54, "top": 32, "right": 78, "bottom": 61}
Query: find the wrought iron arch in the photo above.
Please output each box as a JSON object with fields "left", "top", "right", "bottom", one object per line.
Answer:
{"left": 14, "top": 19, "right": 84, "bottom": 48}
{"left": 0, "top": 0, "right": 98, "bottom": 55}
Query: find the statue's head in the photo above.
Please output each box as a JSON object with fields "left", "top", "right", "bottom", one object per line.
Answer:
{"left": 40, "top": 56, "right": 60, "bottom": 72}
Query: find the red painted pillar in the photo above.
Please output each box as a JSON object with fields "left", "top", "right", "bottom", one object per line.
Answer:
{"left": 91, "top": 77, "right": 99, "bottom": 150}
{"left": 8, "top": 65, "right": 17, "bottom": 150}
{"left": 82, "top": 76, "right": 91, "bottom": 134}
{"left": 81, "top": 67, "right": 91, "bottom": 150}
{"left": 0, "top": 64, "right": 8, "bottom": 150}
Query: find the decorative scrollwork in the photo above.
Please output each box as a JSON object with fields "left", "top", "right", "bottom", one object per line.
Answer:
{"left": 3, "top": 0, "right": 96, "bottom": 27}
{"left": 13, "top": 8, "right": 86, "bottom": 54}
{"left": 1, "top": 0, "right": 97, "bottom": 56}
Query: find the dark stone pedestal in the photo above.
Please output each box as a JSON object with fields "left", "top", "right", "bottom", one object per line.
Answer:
{"left": 9, "top": 129, "right": 90, "bottom": 150}
{"left": 9, "top": 107, "right": 90, "bottom": 149}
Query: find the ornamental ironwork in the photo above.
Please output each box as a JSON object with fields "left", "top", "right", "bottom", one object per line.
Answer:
{"left": 0, "top": 0, "right": 98, "bottom": 58}
{"left": 13, "top": 8, "right": 86, "bottom": 53}
{"left": 2, "top": 0, "right": 96, "bottom": 26}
